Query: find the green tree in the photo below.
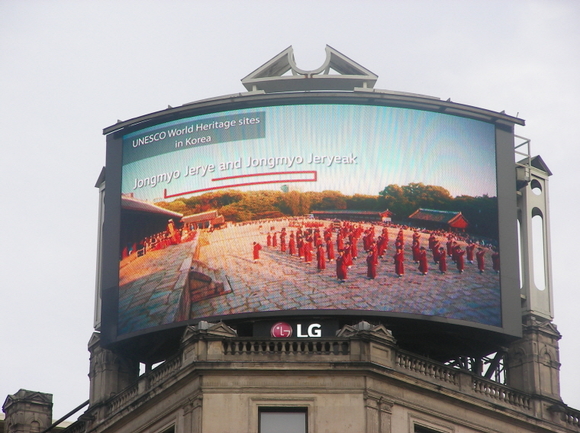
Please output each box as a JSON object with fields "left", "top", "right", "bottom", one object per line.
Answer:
{"left": 346, "top": 194, "right": 381, "bottom": 211}
{"left": 379, "top": 184, "right": 411, "bottom": 217}
{"left": 379, "top": 183, "right": 453, "bottom": 218}
{"left": 453, "top": 194, "right": 498, "bottom": 238}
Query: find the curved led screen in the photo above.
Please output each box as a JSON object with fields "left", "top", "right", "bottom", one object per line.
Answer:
{"left": 112, "top": 102, "right": 511, "bottom": 339}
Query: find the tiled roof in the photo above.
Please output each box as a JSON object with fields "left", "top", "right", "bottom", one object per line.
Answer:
{"left": 408, "top": 208, "right": 468, "bottom": 227}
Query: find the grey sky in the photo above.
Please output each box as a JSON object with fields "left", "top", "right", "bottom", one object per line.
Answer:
{"left": 1, "top": 0, "right": 579, "bottom": 419}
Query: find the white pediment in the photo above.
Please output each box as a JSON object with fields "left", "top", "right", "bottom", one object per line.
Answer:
{"left": 241, "top": 45, "right": 378, "bottom": 93}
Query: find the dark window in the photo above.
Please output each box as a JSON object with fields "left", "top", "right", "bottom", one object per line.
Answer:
{"left": 415, "top": 425, "right": 444, "bottom": 433}
{"left": 259, "top": 407, "right": 307, "bottom": 433}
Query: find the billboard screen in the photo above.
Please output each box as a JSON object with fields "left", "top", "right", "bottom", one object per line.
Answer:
{"left": 109, "top": 101, "right": 514, "bottom": 341}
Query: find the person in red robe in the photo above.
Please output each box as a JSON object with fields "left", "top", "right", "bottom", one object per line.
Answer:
{"left": 280, "top": 233, "right": 286, "bottom": 253}
{"left": 363, "top": 231, "right": 372, "bottom": 252}
{"left": 428, "top": 233, "right": 436, "bottom": 250}
{"left": 438, "top": 247, "right": 447, "bottom": 274}
{"left": 336, "top": 251, "right": 347, "bottom": 282}
{"left": 418, "top": 247, "right": 428, "bottom": 275}
{"left": 476, "top": 247, "right": 486, "bottom": 273}
{"left": 304, "top": 241, "right": 313, "bottom": 263}
{"left": 367, "top": 250, "right": 378, "bottom": 279}
{"left": 253, "top": 242, "right": 262, "bottom": 262}
{"left": 395, "top": 239, "right": 403, "bottom": 252}
{"left": 394, "top": 248, "right": 405, "bottom": 277}
{"left": 396, "top": 230, "right": 404, "bottom": 247}
{"left": 446, "top": 239, "right": 454, "bottom": 257}
{"left": 267, "top": 233, "right": 272, "bottom": 247}
{"left": 466, "top": 242, "right": 476, "bottom": 264}
{"left": 343, "top": 244, "right": 353, "bottom": 268}
{"left": 491, "top": 249, "right": 500, "bottom": 273}
{"left": 326, "top": 238, "right": 335, "bottom": 262}
{"left": 451, "top": 241, "right": 459, "bottom": 263}
{"left": 368, "top": 240, "right": 377, "bottom": 258}
{"left": 432, "top": 240, "right": 441, "bottom": 263}
{"left": 167, "top": 219, "right": 180, "bottom": 245}
{"left": 350, "top": 238, "right": 358, "bottom": 261}
{"left": 455, "top": 245, "right": 465, "bottom": 273}
{"left": 313, "top": 228, "right": 320, "bottom": 244}
{"left": 412, "top": 231, "right": 420, "bottom": 245}
{"left": 272, "top": 232, "right": 278, "bottom": 248}
{"left": 336, "top": 232, "right": 344, "bottom": 251}
{"left": 288, "top": 233, "right": 296, "bottom": 255}
{"left": 324, "top": 226, "right": 332, "bottom": 242}
{"left": 382, "top": 226, "right": 389, "bottom": 242}
{"left": 377, "top": 235, "right": 388, "bottom": 258}
{"left": 317, "top": 244, "right": 326, "bottom": 271}
{"left": 412, "top": 240, "right": 421, "bottom": 263}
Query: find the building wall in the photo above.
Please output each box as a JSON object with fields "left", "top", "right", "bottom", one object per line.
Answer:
{"left": 54, "top": 322, "right": 579, "bottom": 433}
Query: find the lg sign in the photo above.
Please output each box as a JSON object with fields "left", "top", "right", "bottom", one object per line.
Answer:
{"left": 271, "top": 322, "right": 292, "bottom": 338}
{"left": 271, "top": 322, "right": 322, "bottom": 338}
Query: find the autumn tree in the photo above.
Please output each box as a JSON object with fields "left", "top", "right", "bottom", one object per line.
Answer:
{"left": 304, "top": 190, "right": 344, "bottom": 211}
{"left": 277, "top": 190, "right": 311, "bottom": 216}
{"left": 157, "top": 199, "right": 188, "bottom": 214}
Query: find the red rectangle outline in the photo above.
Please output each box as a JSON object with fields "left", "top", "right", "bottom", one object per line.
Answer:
{"left": 164, "top": 170, "right": 317, "bottom": 199}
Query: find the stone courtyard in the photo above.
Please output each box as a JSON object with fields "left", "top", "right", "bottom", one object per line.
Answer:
{"left": 117, "top": 219, "right": 501, "bottom": 335}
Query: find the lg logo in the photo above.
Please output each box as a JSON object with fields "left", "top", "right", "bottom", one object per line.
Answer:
{"left": 271, "top": 322, "right": 322, "bottom": 338}
{"left": 271, "top": 322, "right": 293, "bottom": 338}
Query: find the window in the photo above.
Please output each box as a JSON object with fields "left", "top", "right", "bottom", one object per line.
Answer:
{"left": 414, "top": 424, "right": 446, "bottom": 433}
{"left": 410, "top": 414, "right": 453, "bottom": 433}
{"left": 259, "top": 407, "right": 307, "bottom": 433}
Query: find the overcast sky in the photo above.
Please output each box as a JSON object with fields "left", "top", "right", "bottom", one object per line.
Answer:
{"left": 1, "top": 0, "right": 579, "bottom": 420}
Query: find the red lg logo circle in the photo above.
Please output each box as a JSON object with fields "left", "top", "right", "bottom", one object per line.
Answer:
{"left": 271, "top": 322, "right": 293, "bottom": 338}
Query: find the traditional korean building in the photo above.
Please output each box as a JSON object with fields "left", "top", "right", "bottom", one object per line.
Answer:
{"left": 181, "top": 210, "right": 225, "bottom": 230}
{"left": 408, "top": 208, "right": 469, "bottom": 232}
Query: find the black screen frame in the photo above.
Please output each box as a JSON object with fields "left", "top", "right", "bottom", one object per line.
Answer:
{"left": 99, "top": 91, "right": 523, "bottom": 353}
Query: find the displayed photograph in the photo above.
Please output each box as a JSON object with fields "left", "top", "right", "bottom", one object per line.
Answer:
{"left": 117, "top": 104, "right": 501, "bottom": 336}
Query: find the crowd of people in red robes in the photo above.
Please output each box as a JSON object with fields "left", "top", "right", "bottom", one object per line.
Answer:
{"left": 121, "top": 219, "right": 197, "bottom": 261}
{"left": 256, "top": 219, "right": 500, "bottom": 283}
